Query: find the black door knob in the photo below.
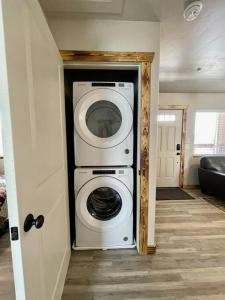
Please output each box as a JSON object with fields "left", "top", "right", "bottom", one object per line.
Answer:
{"left": 24, "top": 214, "right": 45, "bottom": 232}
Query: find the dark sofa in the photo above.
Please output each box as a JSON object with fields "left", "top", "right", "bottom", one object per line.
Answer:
{"left": 198, "top": 156, "right": 225, "bottom": 197}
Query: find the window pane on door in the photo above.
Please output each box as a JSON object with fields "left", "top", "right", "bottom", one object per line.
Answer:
{"left": 158, "top": 114, "right": 176, "bottom": 122}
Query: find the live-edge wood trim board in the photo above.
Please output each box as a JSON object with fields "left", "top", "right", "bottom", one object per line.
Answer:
{"left": 60, "top": 50, "right": 154, "bottom": 256}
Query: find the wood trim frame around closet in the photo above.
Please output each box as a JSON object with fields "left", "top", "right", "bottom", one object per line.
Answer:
{"left": 60, "top": 50, "right": 154, "bottom": 255}
{"left": 159, "top": 104, "right": 188, "bottom": 188}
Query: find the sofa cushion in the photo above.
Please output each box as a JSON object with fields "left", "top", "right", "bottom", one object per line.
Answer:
{"left": 200, "top": 156, "right": 225, "bottom": 173}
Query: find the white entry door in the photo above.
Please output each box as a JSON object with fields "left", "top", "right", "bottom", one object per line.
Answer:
{"left": 0, "top": 1, "right": 70, "bottom": 299}
{"left": 157, "top": 110, "right": 182, "bottom": 187}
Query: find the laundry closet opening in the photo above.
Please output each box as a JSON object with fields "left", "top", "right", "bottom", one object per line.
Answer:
{"left": 64, "top": 66, "right": 140, "bottom": 250}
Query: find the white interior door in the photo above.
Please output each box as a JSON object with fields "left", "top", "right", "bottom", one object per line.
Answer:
{"left": 157, "top": 110, "right": 182, "bottom": 187}
{"left": 0, "top": 1, "right": 70, "bottom": 299}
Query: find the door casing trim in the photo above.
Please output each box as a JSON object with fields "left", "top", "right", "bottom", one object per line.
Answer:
{"left": 61, "top": 50, "right": 154, "bottom": 255}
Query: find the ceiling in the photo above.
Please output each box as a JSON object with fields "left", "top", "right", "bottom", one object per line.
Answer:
{"left": 39, "top": 0, "right": 225, "bottom": 93}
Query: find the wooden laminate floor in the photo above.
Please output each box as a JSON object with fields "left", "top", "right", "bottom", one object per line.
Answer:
{"left": 63, "top": 189, "right": 225, "bottom": 300}
{"left": 0, "top": 234, "right": 15, "bottom": 300}
{"left": 2, "top": 190, "right": 225, "bottom": 299}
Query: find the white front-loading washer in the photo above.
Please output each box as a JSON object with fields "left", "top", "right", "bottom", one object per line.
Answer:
{"left": 74, "top": 167, "right": 134, "bottom": 249}
{"left": 73, "top": 82, "right": 134, "bottom": 166}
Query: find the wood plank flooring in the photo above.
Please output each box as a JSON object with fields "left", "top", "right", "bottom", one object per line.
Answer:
{"left": 0, "top": 234, "right": 15, "bottom": 300}
{"left": 2, "top": 189, "right": 225, "bottom": 299}
{"left": 63, "top": 190, "right": 225, "bottom": 300}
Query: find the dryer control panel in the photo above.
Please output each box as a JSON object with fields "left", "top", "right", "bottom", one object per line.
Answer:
{"left": 75, "top": 167, "right": 133, "bottom": 192}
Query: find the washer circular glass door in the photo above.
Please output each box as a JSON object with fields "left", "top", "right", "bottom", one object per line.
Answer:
{"left": 74, "top": 89, "right": 133, "bottom": 149}
{"left": 76, "top": 177, "right": 133, "bottom": 232}
{"left": 87, "top": 187, "right": 122, "bottom": 221}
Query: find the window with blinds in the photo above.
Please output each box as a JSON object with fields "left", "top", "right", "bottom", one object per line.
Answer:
{"left": 194, "top": 112, "right": 225, "bottom": 155}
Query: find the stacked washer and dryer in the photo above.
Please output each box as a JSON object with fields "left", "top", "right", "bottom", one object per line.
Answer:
{"left": 73, "top": 82, "right": 134, "bottom": 249}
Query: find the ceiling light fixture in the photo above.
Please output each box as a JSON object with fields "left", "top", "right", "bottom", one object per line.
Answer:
{"left": 183, "top": 0, "right": 203, "bottom": 22}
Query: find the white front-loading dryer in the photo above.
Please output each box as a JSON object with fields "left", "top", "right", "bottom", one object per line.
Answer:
{"left": 73, "top": 82, "right": 134, "bottom": 166}
{"left": 74, "top": 167, "right": 134, "bottom": 249}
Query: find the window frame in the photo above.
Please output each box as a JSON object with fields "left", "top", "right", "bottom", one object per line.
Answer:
{"left": 193, "top": 109, "right": 225, "bottom": 157}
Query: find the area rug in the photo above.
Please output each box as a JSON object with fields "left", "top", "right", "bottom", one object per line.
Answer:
{"left": 156, "top": 187, "right": 195, "bottom": 200}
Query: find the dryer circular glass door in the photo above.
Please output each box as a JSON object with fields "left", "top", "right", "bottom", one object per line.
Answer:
{"left": 74, "top": 89, "right": 133, "bottom": 149}
{"left": 76, "top": 176, "right": 133, "bottom": 232}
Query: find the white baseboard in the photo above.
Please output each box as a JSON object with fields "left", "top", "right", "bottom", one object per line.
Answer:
{"left": 72, "top": 244, "right": 136, "bottom": 251}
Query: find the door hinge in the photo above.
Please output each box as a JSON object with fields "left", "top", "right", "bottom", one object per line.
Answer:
{"left": 11, "top": 227, "right": 19, "bottom": 241}
{"left": 139, "top": 170, "right": 141, "bottom": 176}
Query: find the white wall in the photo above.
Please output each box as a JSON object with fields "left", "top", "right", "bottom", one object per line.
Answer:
{"left": 159, "top": 93, "right": 225, "bottom": 185}
{"left": 47, "top": 17, "right": 160, "bottom": 246}
{"left": 0, "top": 120, "right": 4, "bottom": 174}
